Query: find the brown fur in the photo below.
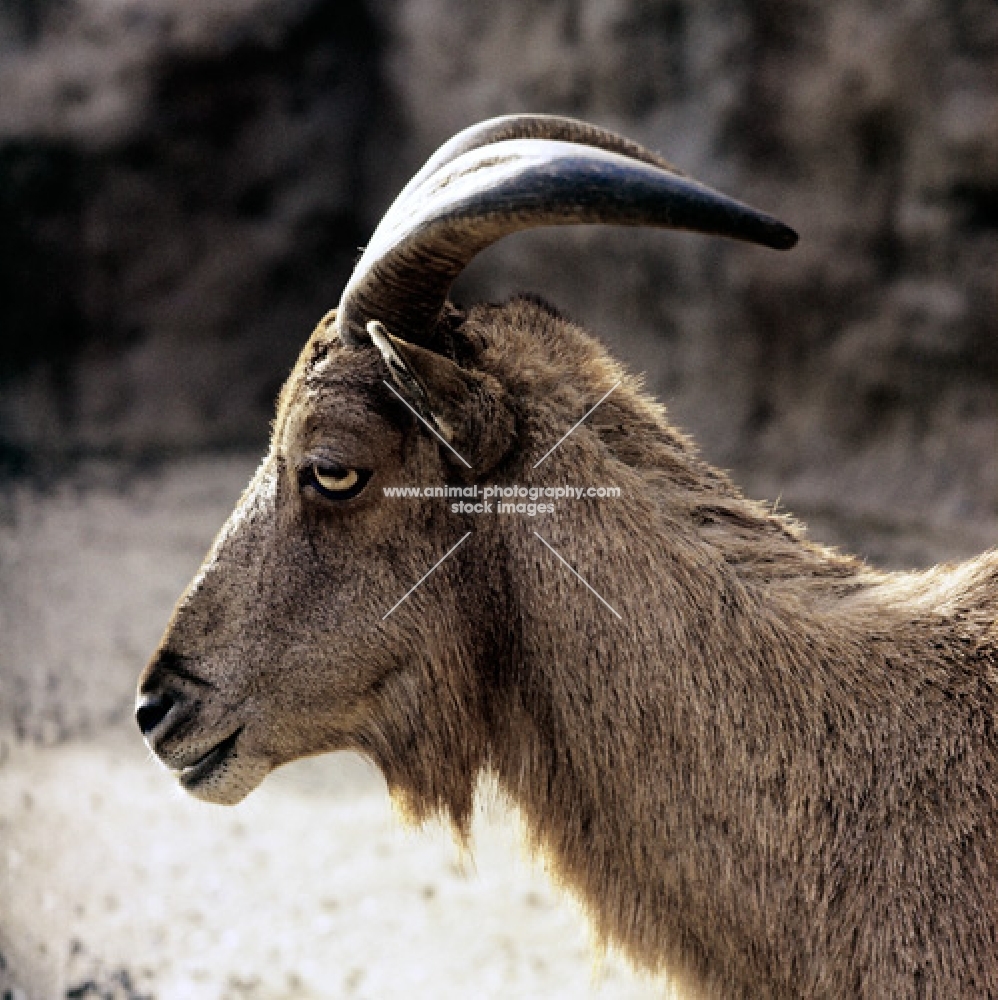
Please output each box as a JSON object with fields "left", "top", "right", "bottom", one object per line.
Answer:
{"left": 139, "top": 296, "right": 998, "bottom": 999}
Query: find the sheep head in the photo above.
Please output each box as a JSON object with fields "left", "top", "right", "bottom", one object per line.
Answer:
{"left": 136, "top": 115, "right": 796, "bottom": 810}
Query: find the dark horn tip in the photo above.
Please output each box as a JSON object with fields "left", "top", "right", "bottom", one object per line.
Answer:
{"left": 765, "top": 220, "right": 799, "bottom": 251}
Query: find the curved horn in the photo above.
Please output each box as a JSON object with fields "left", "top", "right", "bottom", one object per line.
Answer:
{"left": 391, "top": 114, "right": 689, "bottom": 208}
{"left": 336, "top": 130, "right": 798, "bottom": 347}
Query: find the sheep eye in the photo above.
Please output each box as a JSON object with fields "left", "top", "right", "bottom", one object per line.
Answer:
{"left": 303, "top": 462, "right": 371, "bottom": 501}
{"left": 315, "top": 465, "right": 358, "bottom": 491}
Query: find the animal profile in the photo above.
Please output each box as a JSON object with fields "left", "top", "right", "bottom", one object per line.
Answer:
{"left": 137, "top": 115, "right": 998, "bottom": 998}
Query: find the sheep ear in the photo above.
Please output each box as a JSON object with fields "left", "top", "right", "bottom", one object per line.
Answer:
{"left": 368, "top": 321, "right": 514, "bottom": 474}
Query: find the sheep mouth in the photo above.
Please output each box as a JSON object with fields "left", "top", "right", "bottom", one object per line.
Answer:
{"left": 177, "top": 727, "right": 242, "bottom": 790}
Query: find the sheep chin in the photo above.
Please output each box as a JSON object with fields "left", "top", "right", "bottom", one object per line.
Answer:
{"left": 180, "top": 750, "right": 272, "bottom": 806}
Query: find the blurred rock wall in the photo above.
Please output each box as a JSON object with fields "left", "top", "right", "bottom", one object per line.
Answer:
{"left": 1, "top": 0, "right": 996, "bottom": 525}
{"left": 0, "top": 0, "right": 386, "bottom": 457}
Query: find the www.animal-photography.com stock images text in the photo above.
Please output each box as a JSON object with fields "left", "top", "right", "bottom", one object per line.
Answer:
{"left": 2, "top": 3, "right": 997, "bottom": 999}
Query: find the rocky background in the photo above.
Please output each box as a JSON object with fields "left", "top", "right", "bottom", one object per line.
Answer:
{"left": 0, "top": 0, "right": 996, "bottom": 996}
{"left": 2, "top": 0, "right": 995, "bottom": 522}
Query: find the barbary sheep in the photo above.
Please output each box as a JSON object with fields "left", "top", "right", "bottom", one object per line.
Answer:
{"left": 137, "top": 115, "right": 998, "bottom": 999}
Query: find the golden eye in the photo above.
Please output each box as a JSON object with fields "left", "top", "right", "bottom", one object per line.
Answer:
{"left": 302, "top": 462, "right": 371, "bottom": 501}
{"left": 314, "top": 465, "right": 359, "bottom": 492}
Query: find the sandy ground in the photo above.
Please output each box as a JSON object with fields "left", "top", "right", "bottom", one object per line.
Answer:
{"left": 0, "top": 735, "right": 665, "bottom": 1000}
{"left": 1, "top": 453, "right": 995, "bottom": 999}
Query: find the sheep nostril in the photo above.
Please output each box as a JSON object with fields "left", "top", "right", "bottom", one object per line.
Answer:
{"left": 136, "top": 691, "right": 176, "bottom": 736}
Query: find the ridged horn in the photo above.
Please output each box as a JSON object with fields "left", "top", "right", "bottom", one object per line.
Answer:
{"left": 388, "top": 114, "right": 689, "bottom": 210}
{"left": 336, "top": 120, "right": 797, "bottom": 347}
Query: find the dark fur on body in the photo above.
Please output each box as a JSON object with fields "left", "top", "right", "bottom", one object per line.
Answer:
{"left": 141, "top": 295, "right": 998, "bottom": 999}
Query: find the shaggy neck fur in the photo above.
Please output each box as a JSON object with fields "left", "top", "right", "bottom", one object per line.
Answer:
{"left": 370, "top": 297, "right": 998, "bottom": 1000}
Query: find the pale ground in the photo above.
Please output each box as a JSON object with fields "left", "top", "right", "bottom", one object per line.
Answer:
{"left": 1, "top": 453, "right": 994, "bottom": 1000}
{"left": 0, "top": 735, "right": 666, "bottom": 1000}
